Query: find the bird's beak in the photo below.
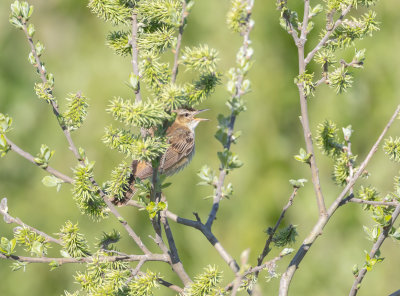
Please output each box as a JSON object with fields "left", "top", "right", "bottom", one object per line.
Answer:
{"left": 194, "top": 109, "right": 209, "bottom": 121}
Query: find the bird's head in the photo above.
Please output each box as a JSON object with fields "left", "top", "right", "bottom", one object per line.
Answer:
{"left": 172, "top": 108, "right": 209, "bottom": 131}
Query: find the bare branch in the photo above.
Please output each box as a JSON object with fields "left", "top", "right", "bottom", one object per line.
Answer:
{"left": 297, "top": 64, "right": 327, "bottom": 216}
{"left": 314, "top": 76, "right": 327, "bottom": 87}
{"left": 129, "top": 10, "right": 142, "bottom": 104}
{"left": 0, "top": 253, "right": 168, "bottom": 265}
{"left": 340, "top": 196, "right": 400, "bottom": 207}
{"left": 160, "top": 195, "right": 192, "bottom": 286}
{"left": 349, "top": 205, "right": 400, "bottom": 296}
{"left": 0, "top": 198, "right": 61, "bottom": 245}
{"left": 300, "top": 0, "right": 310, "bottom": 41}
{"left": 4, "top": 135, "right": 73, "bottom": 184}
{"left": 295, "top": 0, "right": 328, "bottom": 216}
{"left": 127, "top": 200, "right": 240, "bottom": 274}
{"left": 227, "top": 250, "right": 291, "bottom": 293}
{"left": 171, "top": 0, "right": 188, "bottom": 83}
{"left": 158, "top": 278, "right": 184, "bottom": 294}
{"left": 280, "top": 104, "right": 400, "bottom": 296}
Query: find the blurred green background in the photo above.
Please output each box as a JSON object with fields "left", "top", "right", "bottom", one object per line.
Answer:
{"left": 1, "top": 0, "right": 400, "bottom": 295}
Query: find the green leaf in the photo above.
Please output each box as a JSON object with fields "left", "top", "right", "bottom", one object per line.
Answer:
{"left": 294, "top": 148, "right": 311, "bottom": 164}
{"left": 217, "top": 149, "right": 243, "bottom": 171}
{"left": 0, "top": 237, "right": 17, "bottom": 256}
{"left": 146, "top": 201, "right": 167, "bottom": 219}
{"left": 0, "top": 113, "right": 13, "bottom": 133}
{"left": 42, "top": 175, "right": 63, "bottom": 192}
{"left": 11, "top": 261, "right": 27, "bottom": 272}
{"left": 31, "top": 241, "right": 45, "bottom": 257}
{"left": 49, "top": 260, "right": 60, "bottom": 271}
{"left": 0, "top": 134, "right": 10, "bottom": 157}
{"left": 280, "top": 248, "right": 294, "bottom": 256}
{"left": 289, "top": 179, "right": 308, "bottom": 188}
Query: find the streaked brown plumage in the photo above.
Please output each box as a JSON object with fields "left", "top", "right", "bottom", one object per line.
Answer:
{"left": 113, "top": 108, "right": 208, "bottom": 204}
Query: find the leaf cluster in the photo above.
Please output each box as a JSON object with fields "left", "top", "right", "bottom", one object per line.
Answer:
{"left": 59, "top": 221, "right": 91, "bottom": 258}
{"left": 14, "top": 227, "right": 50, "bottom": 257}
{"left": 72, "top": 162, "right": 108, "bottom": 221}
{"left": 316, "top": 121, "right": 359, "bottom": 186}
{"left": 75, "top": 250, "right": 130, "bottom": 295}
{"left": 184, "top": 265, "right": 225, "bottom": 296}
{"left": 62, "top": 92, "right": 89, "bottom": 131}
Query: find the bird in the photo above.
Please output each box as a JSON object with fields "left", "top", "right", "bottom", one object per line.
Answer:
{"left": 112, "top": 108, "right": 208, "bottom": 205}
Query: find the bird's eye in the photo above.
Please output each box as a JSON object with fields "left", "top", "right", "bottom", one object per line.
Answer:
{"left": 184, "top": 113, "right": 189, "bottom": 117}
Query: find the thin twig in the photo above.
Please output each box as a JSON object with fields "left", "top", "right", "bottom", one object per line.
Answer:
{"left": 345, "top": 135, "right": 355, "bottom": 195}
{"left": 226, "top": 251, "right": 290, "bottom": 292}
{"left": 349, "top": 204, "right": 400, "bottom": 296}
{"left": 300, "top": 0, "right": 310, "bottom": 41}
{"left": 4, "top": 135, "right": 73, "bottom": 184}
{"left": 129, "top": 11, "right": 142, "bottom": 104}
{"left": 0, "top": 253, "right": 168, "bottom": 265}
{"left": 304, "top": 4, "right": 353, "bottom": 66}
{"left": 277, "top": 0, "right": 300, "bottom": 44}
{"left": 171, "top": 0, "right": 188, "bottom": 83}
{"left": 340, "top": 196, "right": 400, "bottom": 207}
{"left": 279, "top": 104, "right": 400, "bottom": 296}
{"left": 206, "top": 0, "right": 254, "bottom": 230}
{"left": 256, "top": 187, "right": 298, "bottom": 273}
{"left": 314, "top": 76, "right": 327, "bottom": 87}
{"left": 0, "top": 199, "right": 62, "bottom": 245}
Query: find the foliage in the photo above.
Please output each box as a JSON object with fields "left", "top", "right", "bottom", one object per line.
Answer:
{"left": 14, "top": 227, "right": 50, "bottom": 257}
{"left": 3, "top": 0, "right": 400, "bottom": 295}
{"left": 72, "top": 162, "right": 108, "bottom": 221}
{"left": 184, "top": 265, "right": 224, "bottom": 296}
{"left": 59, "top": 221, "right": 91, "bottom": 258}
{"left": 62, "top": 92, "right": 89, "bottom": 131}
{"left": 129, "top": 270, "right": 160, "bottom": 296}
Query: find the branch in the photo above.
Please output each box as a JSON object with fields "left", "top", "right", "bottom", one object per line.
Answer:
{"left": 304, "top": 4, "right": 353, "bottom": 66}
{"left": 297, "top": 64, "right": 327, "bottom": 216}
{"left": 0, "top": 253, "right": 168, "bottom": 265}
{"left": 171, "top": 0, "right": 188, "bottom": 83}
{"left": 256, "top": 187, "right": 298, "bottom": 273}
{"left": 0, "top": 198, "right": 61, "bottom": 245}
{"left": 279, "top": 104, "right": 400, "bottom": 296}
{"left": 97, "top": 186, "right": 151, "bottom": 255}
{"left": 129, "top": 10, "right": 142, "bottom": 104}
{"left": 126, "top": 200, "right": 240, "bottom": 274}
{"left": 158, "top": 278, "right": 184, "bottom": 294}
{"left": 206, "top": 0, "right": 254, "bottom": 229}
{"left": 226, "top": 250, "right": 290, "bottom": 293}
{"left": 340, "top": 196, "right": 400, "bottom": 208}
{"left": 21, "top": 20, "right": 61, "bottom": 120}
{"left": 295, "top": 0, "right": 328, "bottom": 216}
{"left": 277, "top": 0, "right": 299, "bottom": 44}
{"left": 314, "top": 76, "right": 327, "bottom": 87}
{"left": 349, "top": 205, "right": 400, "bottom": 296}
{"left": 160, "top": 195, "right": 192, "bottom": 286}
{"left": 3, "top": 135, "right": 73, "bottom": 184}
{"left": 166, "top": 210, "right": 240, "bottom": 274}
{"left": 19, "top": 17, "right": 152, "bottom": 256}
{"left": 300, "top": 0, "right": 310, "bottom": 41}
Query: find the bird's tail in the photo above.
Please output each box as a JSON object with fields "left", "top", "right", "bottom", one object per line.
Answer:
{"left": 110, "top": 161, "right": 138, "bottom": 206}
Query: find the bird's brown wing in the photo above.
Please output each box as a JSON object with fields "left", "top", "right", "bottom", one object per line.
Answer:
{"left": 160, "top": 126, "right": 194, "bottom": 173}
{"left": 135, "top": 161, "right": 154, "bottom": 180}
